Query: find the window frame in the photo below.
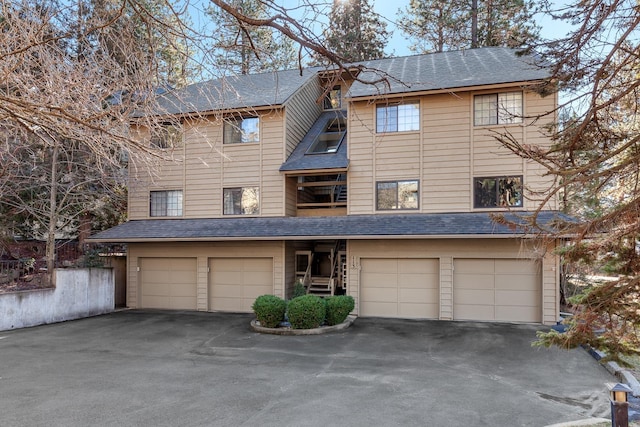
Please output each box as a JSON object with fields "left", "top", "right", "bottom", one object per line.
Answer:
{"left": 223, "top": 116, "right": 260, "bottom": 144}
{"left": 473, "top": 91, "right": 523, "bottom": 126}
{"left": 376, "top": 180, "right": 420, "bottom": 211}
{"left": 376, "top": 101, "right": 420, "bottom": 133}
{"left": 149, "top": 190, "right": 183, "bottom": 217}
{"left": 323, "top": 85, "right": 342, "bottom": 110}
{"left": 473, "top": 176, "right": 523, "bottom": 209}
{"left": 223, "top": 186, "right": 260, "bottom": 215}
{"left": 150, "top": 122, "right": 182, "bottom": 149}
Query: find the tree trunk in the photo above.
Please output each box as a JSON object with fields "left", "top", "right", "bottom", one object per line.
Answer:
{"left": 46, "top": 140, "right": 59, "bottom": 285}
{"left": 471, "top": 0, "right": 478, "bottom": 48}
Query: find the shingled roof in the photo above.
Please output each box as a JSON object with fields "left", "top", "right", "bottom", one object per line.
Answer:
{"left": 145, "top": 47, "right": 548, "bottom": 116}
{"left": 348, "top": 47, "right": 548, "bottom": 98}
{"left": 88, "top": 211, "right": 570, "bottom": 243}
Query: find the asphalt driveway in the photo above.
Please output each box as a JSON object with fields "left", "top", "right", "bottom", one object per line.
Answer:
{"left": 0, "top": 310, "right": 615, "bottom": 427}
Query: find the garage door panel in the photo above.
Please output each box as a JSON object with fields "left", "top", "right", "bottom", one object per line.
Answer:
{"left": 454, "top": 289, "right": 494, "bottom": 305}
{"left": 455, "top": 304, "right": 495, "bottom": 321}
{"left": 361, "top": 258, "right": 439, "bottom": 319}
{"left": 361, "top": 287, "right": 398, "bottom": 303}
{"left": 455, "top": 259, "right": 494, "bottom": 274}
{"left": 361, "top": 272, "right": 399, "bottom": 287}
{"left": 399, "top": 303, "right": 439, "bottom": 319}
{"left": 495, "top": 274, "right": 538, "bottom": 290}
{"left": 496, "top": 306, "right": 539, "bottom": 322}
{"left": 455, "top": 274, "right": 494, "bottom": 290}
{"left": 496, "top": 290, "right": 540, "bottom": 306}
{"left": 495, "top": 259, "right": 538, "bottom": 274}
{"left": 209, "top": 258, "right": 273, "bottom": 313}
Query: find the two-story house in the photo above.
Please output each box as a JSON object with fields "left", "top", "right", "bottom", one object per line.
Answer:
{"left": 91, "top": 47, "right": 563, "bottom": 324}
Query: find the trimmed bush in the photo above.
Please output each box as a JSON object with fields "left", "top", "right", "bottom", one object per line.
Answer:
{"left": 325, "top": 295, "right": 355, "bottom": 326}
{"left": 291, "top": 280, "right": 307, "bottom": 299}
{"left": 287, "top": 294, "right": 326, "bottom": 329}
{"left": 252, "top": 294, "right": 287, "bottom": 328}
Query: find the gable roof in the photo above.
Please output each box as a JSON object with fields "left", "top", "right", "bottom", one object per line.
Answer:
{"left": 146, "top": 48, "right": 548, "bottom": 116}
{"left": 347, "top": 47, "right": 549, "bottom": 99}
{"left": 88, "top": 211, "right": 570, "bottom": 243}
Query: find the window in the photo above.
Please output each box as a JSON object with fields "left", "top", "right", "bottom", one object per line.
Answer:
{"left": 323, "top": 86, "right": 342, "bottom": 110}
{"left": 150, "top": 122, "right": 181, "bottom": 149}
{"left": 376, "top": 102, "right": 420, "bottom": 133}
{"left": 376, "top": 180, "right": 419, "bottom": 210}
{"left": 474, "top": 176, "right": 523, "bottom": 208}
{"left": 150, "top": 190, "right": 183, "bottom": 217}
{"left": 307, "top": 117, "right": 346, "bottom": 154}
{"left": 474, "top": 92, "right": 523, "bottom": 126}
{"left": 223, "top": 187, "right": 259, "bottom": 215}
{"left": 223, "top": 117, "right": 259, "bottom": 144}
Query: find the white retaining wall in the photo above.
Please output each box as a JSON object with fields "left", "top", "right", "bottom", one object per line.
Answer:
{"left": 0, "top": 268, "right": 114, "bottom": 331}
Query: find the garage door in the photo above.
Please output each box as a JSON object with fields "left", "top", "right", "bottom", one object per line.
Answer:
{"left": 453, "top": 259, "right": 541, "bottom": 322}
{"left": 360, "top": 258, "right": 439, "bottom": 319}
{"left": 209, "top": 258, "right": 273, "bottom": 312}
{"left": 139, "top": 258, "right": 197, "bottom": 310}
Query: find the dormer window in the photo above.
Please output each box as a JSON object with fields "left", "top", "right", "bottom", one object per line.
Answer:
{"left": 323, "top": 86, "right": 342, "bottom": 110}
{"left": 307, "top": 117, "right": 346, "bottom": 154}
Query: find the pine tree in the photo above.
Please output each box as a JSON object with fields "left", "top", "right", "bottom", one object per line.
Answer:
{"left": 316, "top": 0, "right": 389, "bottom": 64}
{"left": 207, "top": 0, "right": 298, "bottom": 75}
{"left": 398, "top": 0, "right": 539, "bottom": 53}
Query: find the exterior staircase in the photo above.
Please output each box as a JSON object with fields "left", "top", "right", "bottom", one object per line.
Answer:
{"left": 307, "top": 276, "right": 334, "bottom": 296}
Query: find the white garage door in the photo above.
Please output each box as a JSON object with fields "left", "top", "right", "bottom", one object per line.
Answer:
{"left": 360, "top": 258, "right": 439, "bottom": 319}
{"left": 453, "top": 259, "right": 541, "bottom": 322}
{"left": 139, "top": 258, "right": 197, "bottom": 310}
{"left": 209, "top": 258, "right": 273, "bottom": 312}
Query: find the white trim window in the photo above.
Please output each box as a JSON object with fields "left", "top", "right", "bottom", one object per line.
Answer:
{"left": 150, "top": 190, "right": 183, "bottom": 217}
{"left": 474, "top": 92, "right": 523, "bottom": 126}
{"left": 376, "top": 102, "right": 420, "bottom": 133}
{"left": 224, "top": 117, "right": 260, "bottom": 144}
{"left": 150, "top": 122, "right": 182, "bottom": 149}
{"left": 223, "top": 187, "right": 260, "bottom": 215}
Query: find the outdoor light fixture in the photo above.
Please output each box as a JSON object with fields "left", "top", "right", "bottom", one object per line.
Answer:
{"left": 607, "top": 382, "right": 632, "bottom": 427}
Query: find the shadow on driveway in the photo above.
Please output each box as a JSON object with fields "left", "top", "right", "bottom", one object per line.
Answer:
{"left": 0, "top": 310, "right": 615, "bottom": 427}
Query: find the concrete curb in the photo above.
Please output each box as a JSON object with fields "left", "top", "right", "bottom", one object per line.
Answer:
{"left": 544, "top": 417, "right": 611, "bottom": 427}
{"left": 583, "top": 345, "right": 640, "bottom": 397}
{"left": 250, "top": 315, "right": 356, "bottom": 335}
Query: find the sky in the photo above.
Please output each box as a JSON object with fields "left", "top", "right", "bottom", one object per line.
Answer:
{"left": 371, "top": 0, "right": 575, "bottom": 57}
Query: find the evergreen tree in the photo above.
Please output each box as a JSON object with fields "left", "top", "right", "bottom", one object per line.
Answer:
{"left": 315, "top": 0, "right": 389, "bottom": 64}
{"left": 398, "top": 0, "right": 540, "bottom": 53}
{"left": 207, "top": 0, "right": 298, "bottom": 75}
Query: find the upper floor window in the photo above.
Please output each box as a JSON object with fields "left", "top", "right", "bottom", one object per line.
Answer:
{"left": 474, "top": 92, "right": 523, "bottom": 126}
{"left": 224, "top": 116, "right": 259, "bottom": 144}
{"left": 376, "top": 102, "right": 420, "bottom": 133}
{"left": 150, "top": 190, "right": 183, "bottom": 217}
{"left": 376, "top": 180, "right": 419, "bottom": 210}
{"left": 323, "top": 86, "right": 342, "bottom": 110}
{"left": 150, "top": 122, "right": 182, "bottom": 149}
{"left": 474, "top": 176, "right": 523, "bottom": 208}
{"left": 307, "top": 117, "right": 346, "bottom": 154}
{"left": 223, "top": 187, "right": 259, "bottom": 215}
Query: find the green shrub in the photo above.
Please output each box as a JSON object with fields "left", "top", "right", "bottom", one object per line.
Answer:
{"left": 287, "top": 294, "right": 326, "bottom": 329}
{"left": 291, "top": 280, "right": 307, "bottom": 299}
{"left": 252, "top": 294, "right": 287, "bottom": 328}
{"left": 325, "top": 295, "right": 355, "bottom": 326}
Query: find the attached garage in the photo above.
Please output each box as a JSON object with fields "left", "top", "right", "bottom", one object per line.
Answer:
{"left": 209, "top": 257, "right": 273, "bottom": 312}
{"left": 453, "top": 258, "right": 541, "bottom": 323}
{"left": 139, "top": 257, "right": 197, "bottom": 310}
{"left": 360, "top": 258, "right": 439, "bottom": 319}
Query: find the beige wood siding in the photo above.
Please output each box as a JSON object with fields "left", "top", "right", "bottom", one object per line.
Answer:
{"left": 348, "top": 238, "right": 557, "bottom": 324}
{"left": 283, "top": 75, "right": 323, "bottom": 157}
{"left": 128, "top": 242, "right": 285, "bottom": 311}
{"left": 261, "top": 114, "right": 286, "bottom": 216}
{"left": 208, "top": 257, "right": 273, "bottom": 312}
{"left": 360, "top": 258, "right": 439, "bottom": 319}
{"left": 346, "top": 87, "right": 557, "bottom": 214}
{"left": 453, "top": 258, "right": 541, "bottom": 322}
{"left": 139, "top": 257, "right": 197, "bottom": 309}
{"left": 184, "top": 119, "right": 222, "bottom": 217}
